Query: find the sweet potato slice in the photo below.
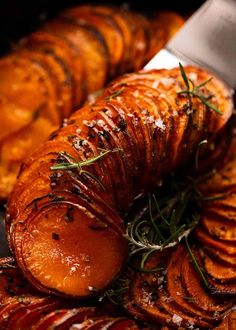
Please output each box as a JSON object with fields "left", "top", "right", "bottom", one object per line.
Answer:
{"left": 0, "top": 55, "right": 59, "bottom": 125}
{"left": 108, "top": 318, "right": 140, "bottom": 329}
{"left": 199, "top": 248, "right": 236, "bottom": 283}
{"left": 203, "top": 246, "right": 236, "bottom": 267}
{"left": 6, "top": 301, "right": 62, "bottom": 330}
{"left": 25, "top": 31, "right": 84, "bottom": 109}
{"left": 0, "top": 95, "right": 34, "bottom": 142}
{"left": 0, "top": 117, "right": 56, "bottom": 199}
{"left": 33, "top": 309, "right": 71, "bottom": 330}
{"left": 61, "top": 6, "right": 123, "bottom": 77}
{"left": 51, "top": 307, "right": 104, "bottom": 330}
{"left": 87, "top": 6, "right": 134, "bottom": 73}
{"left": 194, "top": 249, "right": 236, "bottom": 296}
{"left": 181, "top": 247, "right": 232, "bottom": 314}
{"left": 153, "top": 11, "right": 185, "bottom": 40}
{"left": 214, "top": 311, "right": 236, "bottom": 330}
{"left": 202, "top": 216, "right": 236, "bottom": 241}
{"left": 129, "top": 250, "right": 212, "bottom": 328}
{"left": 5, "top": 299, "right": 60, "bottom": 329}
{"left": 15, "top": 203, "right": 127, "bottom": 297}
{"left": 194, "top": 227, "right": 236, "bottom": 255}
{"left": 166, "top": 244, "right": 216, "bottom": 323}
{"left": 17, "top": 48, "right": 73, "bottom": 121}
{"left": 204, "top": 205, "right": 236, "bottom": 224}
{"left": 43, "top": 19, "right": 108, "bottom": 95}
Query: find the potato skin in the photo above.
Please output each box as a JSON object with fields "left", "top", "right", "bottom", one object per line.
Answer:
{"left": 7, "top": 66, "right": 233, "bottom": 300}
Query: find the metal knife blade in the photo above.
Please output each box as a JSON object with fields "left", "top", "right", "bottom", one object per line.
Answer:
{"left": 145, "top": 0, "right": 236, "bottom": 89}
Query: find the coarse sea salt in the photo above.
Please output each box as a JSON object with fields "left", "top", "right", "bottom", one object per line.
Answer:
{"left": 172, "top": 314, "right": 183, "bottom": 326}
{"left": 154, "top": 119, "right": 166, "bottom": 130}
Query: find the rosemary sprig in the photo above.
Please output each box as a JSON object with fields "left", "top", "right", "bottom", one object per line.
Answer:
{"left": 125, "top": 175, "right": 202, "bottom": 272}
{"left": 178, "top": 63, "right": 223, "bottom": 115}
{"left": 51, "top": 148, "right": 120, "bottom": 171}
{"left": 184, "top": 236, "right": 209, "bottom": 288}
{"left": 50, "top": 148, "right": 122, "bottom": 190}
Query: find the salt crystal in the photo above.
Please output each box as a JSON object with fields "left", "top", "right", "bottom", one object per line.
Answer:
{"left": 172, "top": 314, "right": 183, "bottom": 326}
{"left": 160, "top": 77, "right": 175, "bottom": 87}
{"left": 154, "top": 118, "right": 166, "bottom": 130}
{"left": 188, "top": 72, "right": 198, "bottom": 81}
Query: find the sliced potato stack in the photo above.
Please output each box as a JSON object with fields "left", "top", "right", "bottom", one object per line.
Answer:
{"left": 194, "top": 138, "right": 236, "bottom": 296}
{"left": 0, "top": 258, "right": 140, "bottom": 330}
{"left": 7, "top": 66, "right": 232, "bottom": 302}
{"left": 122, "top": 138, "right": 236, "bottom": 329}
{"left": 0, "top": 5, "right": 184, "bottom": 199}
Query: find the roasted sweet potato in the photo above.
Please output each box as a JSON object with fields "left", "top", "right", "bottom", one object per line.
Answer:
{"left": 24, "top": 31, "right": 85, "bottom": 110}
{"left": 214, "top": 311, "right": 236, "bottom": 330}
{"left": 7, "top": 66, "right": 233, "bottom": 302}
{"left": 0, "top": 6, "right": 184, "bottom": 199}
{"left": 0, "top": 258, "right": 140, "bottom": 329}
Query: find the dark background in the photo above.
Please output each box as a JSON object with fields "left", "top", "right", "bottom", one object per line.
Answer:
{"left": 0, "top": 0, "right": 204, "bottom": 55}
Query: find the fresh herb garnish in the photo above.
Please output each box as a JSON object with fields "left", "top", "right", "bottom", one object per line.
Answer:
{"left": 98, "top": 277, "right": 128, "bottom": 305}
{"left": 50, "top": 148, "right": 122, "bottom": 190}
{"left": 104, "top": 88, "right": 125, "bottom": 101}
{"left": 178, "top": 63, "right": 223, "bottom": 115}
{"left": 125, "top": 175, "right": 202, "bottom": 272}
{"left": 184, "top": 236, "right": 209, "bottom": 288}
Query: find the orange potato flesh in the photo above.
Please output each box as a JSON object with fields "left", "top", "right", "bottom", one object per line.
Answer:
{"left": 0, "top": 117, "right": 56, "bottom": 198}
{"left": 7, "top": 66, "right": 233, "bottom": 300}
{"left": 18, "top": 204, "right": 127, "bottom": 297}
{"left": 0, "top": 96, "right": 33, "bottom": 142}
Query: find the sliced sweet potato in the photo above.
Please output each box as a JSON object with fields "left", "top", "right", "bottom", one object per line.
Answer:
{"left": 61, "top": 6, "right": 123, "bottom": 77}
{"left": 214, "top": 311, "right": 236, "bottom": 330}
{"left": 204, "top": 205, "right": 236, "bottom": 224}
{"left": 6, "top": 301, "right": 62, "bottom": 330}
{"left": 194, "top": 249, "right": 236, "bottom": 296}
{"left": 43, "top": 19, "right": 108, "bottom": 95}
{"left": 194, "top": 227, "right": 236, "bottom": 255}
{"left": 203, "top": 246, "right": 236, "bottom": 267}
{"left": 25, "top": 31, "right": 84, "bottom": 109}
{"left": 8, "top": 66, "right": 233, "bottom": 299}
{"left": 33, "top": 309, "right": 71, "bottom": 330}
{"left": 181, "top": 247, "right": 232, "bottom": 314}
{"left": 0, "top": 95, "right": 34, "bottom": 143}
{"left": 129, "top": 250, "right": 212, "bottom": 328}
{"left": 0, "top": 117, "right": 56, "bottom": 199}
{"left": 153, "top": 11, "right": 185, "bottom": 40}
{"left": 17, "top": 48, "right": 73, "bottom": 121}
{"left": 51, "top": 307, "right": 104, "bottom": 330}
{"left": 87, "top": 6, "right": 134, "bottom": 73}
{"left": 166, "top": 244, "right": 216, "bottom": 323}
{"left": 0, "top": 55, "right": 59, "bottom": 125}
{"left": 202, "top": 216, "right": 236, "bottom": 241}
{"left": 108, "top": 318, "right": 140, "bottom": 329}
{"left": 199, "top": 248, "right": 236, "bottom": 283}
{"left": 14, "top": 202, "right": 127, "bottom": 297}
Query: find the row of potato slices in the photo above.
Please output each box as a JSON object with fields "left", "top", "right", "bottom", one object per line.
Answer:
{"left": 0, "top": 6, "right": 184, "bottom": 199}
{"left": 0, "top": 258, "right": 235, "bottom": 330}
{"left": 0, "top": 258, "right": 141, "bottom": 330}
{"left": 120, "top": 137, "right": 236, "bottom": 329}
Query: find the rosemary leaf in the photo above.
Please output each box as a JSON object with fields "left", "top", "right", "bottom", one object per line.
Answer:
{"left": 184, "top": 236, "right": 209, "bottom": 288}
